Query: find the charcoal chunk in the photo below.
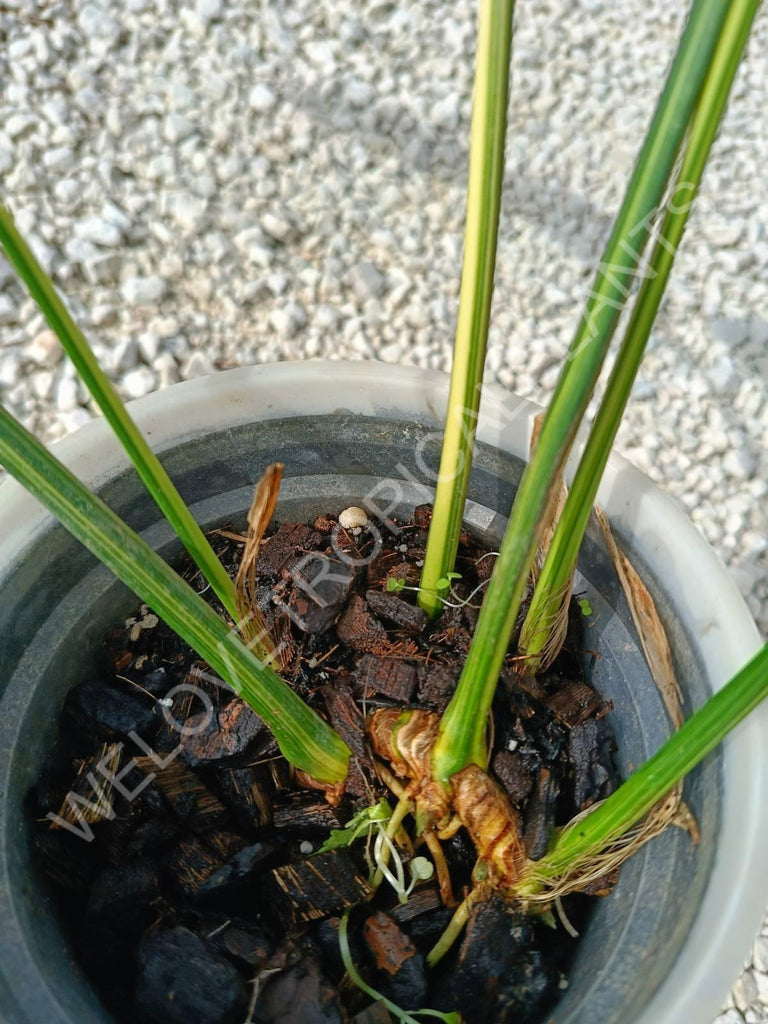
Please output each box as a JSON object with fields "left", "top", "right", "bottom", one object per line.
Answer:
{"left": 492, "top": 750, "right": 535, "bottom": 807}
{"left": 136, "top": 927, "right": 247, "bottom": 1024}
{"left": 522, "top": 768, "right": 559, "bottom": 861}
{"left": 569, "top": 717, "right": 617, "bottom": 810}
{"left": 441, "top": 897, "right": 557, "bottom": 1024}
{"left": 88, "top": 858, "right": 160, "bottom": 920}
{"left": 273, "top": 802, "right": 342, "bottom": 837}
{"left": 97, "top": 781, "right": 176, "bottom": 866}
{"left": 64, "top": 681, "right": 158, "bottom": 741}
{"left": 215, "top": 764, "right": 274, "bottom": 828}
{"left": 258, "top": 956, "right": 344, "bottom": 1024}
{"left": 179, "top": 699, "right": 277, "bottom": 767}
{"left": 287, "top": 553, "right": 358, "bottom": 634}
{"left": 33, "top": 829, "right": 97, "bottom": 895}
{"left": 363, "top": 910, "right": 427, "bottom": 1008}
{"left": 124, "top": 816, "right": 181, "bottom": 859}
{"left": 267, "top": 850, "right": 370, "bottom": 925}
{"left": 199, "top": 841, "right": 281, "bottom": 901}
{"left": 401, "top": 905, "right": 455, "bottom": 949}
{"left": 35, "top": 741, "right": 79, "bottom": 813}
{"left": 207, "top": 918, "right": 276, "bottom": 971}
{"left": 365, "top": 590, "right": 428, "bottom": 634}
{"left": 138, "top": 667, "right": 170, "bottom": 697}
{"left": 351, "top": 1005, "right": 393, "bottom": 1023}
{"left": 310, "top": 916, "right": 365, "bottom": 984}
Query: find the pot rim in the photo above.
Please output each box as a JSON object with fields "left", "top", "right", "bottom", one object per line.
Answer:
{"left": 0, "top": 359, "right": 764, "bottom": 1024}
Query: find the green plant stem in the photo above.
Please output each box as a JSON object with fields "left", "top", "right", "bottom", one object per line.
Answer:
{"left": 426, "top": 891, "right": 475, "bottom": 967}
{"left": 0, "top": 404, "right": 350, "bottom": 783}
{"left": 418, "top": 0, "right": 513, "bottom": 617}
{"left": 518, "top": 644, "right": 768, "bottom": 886}
{"left": 432, "top": 0, "right": 732, "bottom": 783}
{"left": 339, "top": 909, "right": 459, "bottom": 1024}
{"left": 0, "top": 203, "right": 238, "bottom": 623}
{"left": 518, "top": 0, "right": 761, "bottom": 672}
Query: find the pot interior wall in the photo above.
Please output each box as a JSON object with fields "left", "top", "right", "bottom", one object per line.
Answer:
{"left": 0, "top": 413, "right": 718, "bottom": 1024}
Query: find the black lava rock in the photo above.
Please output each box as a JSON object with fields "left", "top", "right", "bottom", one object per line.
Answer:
{"left": 258, "top": 956, "right": 344, "bottom": 1024}
{"left": 64, "top": 680, "right": 159, "bottom": 742}
{"left": 439, "top": 897, "right": 558, "bottom": 1024}
{"left": 362, "top": 910, "right": 427, "bottom": 1008}
{"left": 135, "top": 927, "right": 247, "bottom": 1024}
{"left": 88, "top": 858, "right": 160, "bottom": 922}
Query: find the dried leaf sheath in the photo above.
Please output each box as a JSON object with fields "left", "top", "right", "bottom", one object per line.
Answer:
{"left": 595, "top": 506, "right": 682, "bottom": 727}
{"left": 517, "top": 413, "right": 574, "bottom": 675}
{"left": 451, "top": 765, "right": 527, "bottom": 889}
{"left": 368, "top": 709, "right": 451, "bottom": 827}
{"left": 594, "top": 505, "right": 698, "bottom": 842}
{"left": 367, "top": 709, "right": 526, "bottom": 890}
{"left": 235, "top": 463, "right": 284, "bottom": 666}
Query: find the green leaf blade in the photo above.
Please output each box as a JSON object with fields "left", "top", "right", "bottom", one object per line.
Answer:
{"left": 0, "top": 203, "right": 238, "bottom": 622}
{"left": 432, "top": 0, "right": 735, "bottom": 783}
{"left": 0, "top": 403, "right": 350, "bottom": 783}
{"left": 518, "top": 0, "right": 762, "bottom": 671}
{"left": 419, "top": 0, "right": 514, "bottom": 618}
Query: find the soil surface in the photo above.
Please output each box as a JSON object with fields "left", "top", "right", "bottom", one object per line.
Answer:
{"left": 31, "top": 505, "right": 618, "bottom": 1024}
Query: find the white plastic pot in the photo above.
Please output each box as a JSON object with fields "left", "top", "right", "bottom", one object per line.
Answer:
{"left": 0, "top": 361, "right": 764, "bottom": 1024}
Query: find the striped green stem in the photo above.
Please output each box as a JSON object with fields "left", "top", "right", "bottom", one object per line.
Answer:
{"left": 432, "top": 0, "right": 733, "bottom": 782}
{"left": 0, "top": 203, "right": 238, "bottom": 622}
{"left": 518, "top": 0, "right": 761, "bottom": 672}
{"left": 522, "top": 644, "right": 768, "bottom": 885}
{"left": 0, "top": 404, "right": 350, "bottom": 783}
{"left": 418, "top": 0, "right": 514, "bottom": 618}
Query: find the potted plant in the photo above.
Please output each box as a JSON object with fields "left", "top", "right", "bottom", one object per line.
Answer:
{"left": 0, "top": 0, "right": 766, "bottom": 1022}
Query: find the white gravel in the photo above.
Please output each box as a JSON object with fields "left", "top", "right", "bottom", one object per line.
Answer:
{"left": 0, "top": 0, "right": 766, "bottom": 1017}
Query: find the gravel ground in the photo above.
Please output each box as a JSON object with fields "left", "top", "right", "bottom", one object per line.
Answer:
{"left": 0, "top": 0, "right": 766, "bottom": 1019}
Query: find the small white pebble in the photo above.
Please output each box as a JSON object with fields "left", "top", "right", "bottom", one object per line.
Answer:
{"left": 507, "top": 739, "right": 518, "bottom": 752}
{"left": 338, "top": 506, "right": 369, "bottom": 531}
{"left": 158, "top": 697, "right": 174, "bottom": 708}
{"left": 300, "top": 840, "right": 313, "bottom": 855}
{"left": 398, "top": 544, "right": 408, "bottom": 553}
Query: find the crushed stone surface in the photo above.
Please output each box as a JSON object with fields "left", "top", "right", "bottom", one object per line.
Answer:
{"left": 0, "top": 1, "right": 766, "bottom": 1017}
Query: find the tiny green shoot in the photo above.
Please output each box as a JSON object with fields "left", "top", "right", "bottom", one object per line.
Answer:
{"left": 315, "top": 800, "right": 393, "bottom": 856}
{"left": 577, "top": 598, "right": 593, "bottom": 617}
{"left": 436, "top": 572, "right": 463, "bottom": 590}
{"left": 314, "top": 799, "right": 432, "bottom": 904}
